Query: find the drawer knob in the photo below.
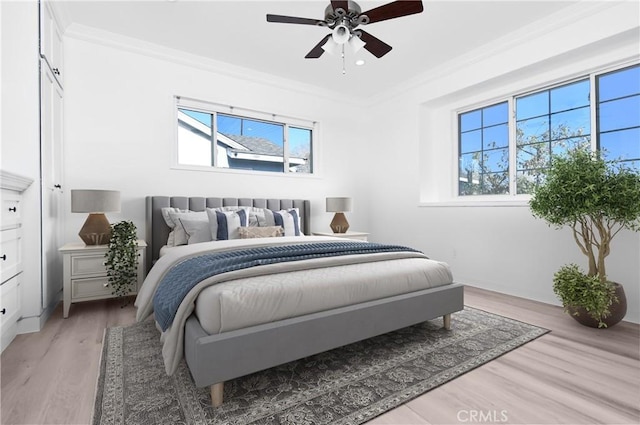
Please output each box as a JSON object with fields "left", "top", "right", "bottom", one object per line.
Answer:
{"left": 8, "top": 207, "right": 17, "bottom": 212}
{"left": 103, "top": 283, "right": 109, "bottom": 288}
{"left": 0, "top": 255, "right": 6, "bottom": 261}
{"left": 1, "top": 308, "right": 5, "bottom": 315}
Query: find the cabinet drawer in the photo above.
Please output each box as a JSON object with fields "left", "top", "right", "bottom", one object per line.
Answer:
{"left": 71, "top": 276, "right": 136, "bottom": 300}
{"left": 1, "top": 190, "right": 21, "bottom": 230}
{"left": 71, "top": 254, "right": 106, "bottom": 277}
{"left": 0, "top": 229, "right": 21, "bottom": 283}
{"left": 1, "top": 275, "right": 20, "bottom": 328}
{"left": 71, "top": 276, "right": 112, "bottom": 299}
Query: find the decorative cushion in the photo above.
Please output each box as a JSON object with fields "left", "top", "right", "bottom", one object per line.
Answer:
{"left": 262, "top": 208, "right": 301, "bottom": 236}
{"left": 238, "top": 226, "right": 284, "bottom": 239}
{"left": 165, "top": 210, "right": 207, "bottom": 246}
{"left": 179, "top": 218, "right": 212, "bottom": 244}
{"left": 206, "top": 208, "right": 248, "bottom": 240}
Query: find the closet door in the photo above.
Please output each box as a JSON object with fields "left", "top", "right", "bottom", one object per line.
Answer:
{"left": 40, "top": 64, "right": 64, "bottom": 309}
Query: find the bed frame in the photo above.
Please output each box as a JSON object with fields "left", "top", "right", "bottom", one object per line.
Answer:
{"left": 145, "top": 196, "right": 464, "bottom": 407}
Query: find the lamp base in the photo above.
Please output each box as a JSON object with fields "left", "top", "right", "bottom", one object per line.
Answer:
{"left": 330, "top": 212, "right": 350, "bottom": 233}
{"left": 79, "top": 213, "right": 112, "bottom": 245}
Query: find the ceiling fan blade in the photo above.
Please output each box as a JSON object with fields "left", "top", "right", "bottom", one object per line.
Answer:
{"left": 330, "top": 1, "right": 349, "bottom": 13}
{"left": 305, "top": 34, "right": 332, "bottom": 58}
{"left": 266, "top": 14, "right": 324, "bottom": 26}
{"left": 358, "top": 30, "right": 392, "bottom": 58}
{"left": 361, "top": 1, "right": 424, "bottom": 24}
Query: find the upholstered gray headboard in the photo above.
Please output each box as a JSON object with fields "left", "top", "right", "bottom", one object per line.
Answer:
{"left": 145, "top": 196, "right": 311, "bottom": 272}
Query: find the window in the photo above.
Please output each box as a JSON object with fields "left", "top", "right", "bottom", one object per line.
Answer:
{"left": 597, "top": 65, "right": 640, "bottom": 170}
{"left": 458, "top": 102, "right": 509, "bottom": 195}
{"left": 176, "top": 97, "right": 314, "bottom": 174}
{"left": 516, "top": 79, "right": 591, "bottom": 194}
{"left": 457, "top": 63, "right": 639, "bottom": 197}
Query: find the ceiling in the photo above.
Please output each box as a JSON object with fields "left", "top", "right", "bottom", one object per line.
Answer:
{"left": 56, "top": 0, "right": 579, "bottom": 100}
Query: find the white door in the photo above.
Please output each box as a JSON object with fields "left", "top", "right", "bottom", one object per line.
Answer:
{"left": 40, "top": 64, "right": 64, "bottom": 310}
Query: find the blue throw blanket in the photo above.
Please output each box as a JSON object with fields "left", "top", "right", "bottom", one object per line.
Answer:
{"left": 153, "top": 241, "right": 420, "bottom": 331}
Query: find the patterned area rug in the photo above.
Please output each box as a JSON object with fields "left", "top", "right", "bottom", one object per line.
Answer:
{"left": 92, "top": 308, "right": 547, "bottom": 425}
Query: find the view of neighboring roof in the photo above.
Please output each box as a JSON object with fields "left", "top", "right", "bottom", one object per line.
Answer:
{"left": 224, "top": 133, "right": 283, "bottom": 157}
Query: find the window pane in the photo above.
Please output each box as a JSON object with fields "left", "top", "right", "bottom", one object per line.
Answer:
{"left": 461, "top": 130, "right": 481, "bottom": 153}
{"left": 483, "top": 102, "right": 508, "bottom": 127}
{"left": 484, "top": 148, "right": 509, "bottom": 172}
{"left": 599, "top": 65, "right": 640, "bottom": 102}
{"left": 517, "top": 169, "right": 545, "bottom": 195}
{"left": 516, "top": 91, "right": 548, "bottom": 120}
{"left": 599, "top": 96, "right": 640, "bottom": 132}
{"left": 517, "top": 116, "right": 549, "bottom": 145}
{"left": 289, "top": 127, "right": 312, "bottom": 173}
{"left": 551, "top": 136, "right": 591, "bottom": 157}
{"left": 550, "top": 80, "right": 589, "bottom": 113}
{"left": 483, "top": 124, "right": 508, "bottom": 149}
{"left": 600, "top": 128, "right": 640, "bottom": 161}
{"left": 460, "top": 110, "right": 481, "bottom": 132}
{"left": 550, "top": 107, "right": 590, "bottom": 140}
{"left": 482, "top": 172, "right": 509, "bottom": 194}
{"left": 517, "top": 142, "right": 550, "bottom": 171}
{"left": 177, "top": 108, "right": 213, "bottom": 166}
{"left": 217, "top": 114, "right": 241, "bottom": 134}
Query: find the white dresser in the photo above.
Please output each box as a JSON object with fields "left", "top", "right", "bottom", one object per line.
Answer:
{"left": 1, "top": 171, "right": 34, "bottom": 353}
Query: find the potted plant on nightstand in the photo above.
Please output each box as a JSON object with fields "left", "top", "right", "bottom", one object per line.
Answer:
{"left": 105, "top": 221, "right": 139, "bottom": 306}
{"left": 529, "top": 148, "right": 640, "bottom": 328}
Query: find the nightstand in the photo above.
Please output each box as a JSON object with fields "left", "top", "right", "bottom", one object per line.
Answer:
{"left": 59, "top": 240, "right": 147, "bottom": 318}
{"left": 312, "top": 231, "right": 369, "bottom": 241}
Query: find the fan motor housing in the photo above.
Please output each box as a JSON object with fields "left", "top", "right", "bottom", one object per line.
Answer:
{"left": 324, "top": 0, "right": 368, "bottom": 29}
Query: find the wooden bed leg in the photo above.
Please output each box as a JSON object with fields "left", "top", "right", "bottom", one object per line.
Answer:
{"left": 211, "top": 382, "right": 224, "bottom": 407}
{"left": 443, "top": 313, "right": 451, "bottom": 330}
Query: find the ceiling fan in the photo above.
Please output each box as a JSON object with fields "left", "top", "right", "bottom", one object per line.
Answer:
{"left": 266, "top": 0, "right": 424, "bottom": 59}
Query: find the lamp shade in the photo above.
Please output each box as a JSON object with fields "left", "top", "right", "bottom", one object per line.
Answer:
{"left": 326, "top": 197, "right": 352, "bottom": 213}
{"left": 71, "top": 190, "right": 121, "bottom": 213}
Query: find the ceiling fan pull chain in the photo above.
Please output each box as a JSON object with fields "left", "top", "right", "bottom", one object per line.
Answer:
{"left": 342, "top": 44, "right": 346, "bottom": 75}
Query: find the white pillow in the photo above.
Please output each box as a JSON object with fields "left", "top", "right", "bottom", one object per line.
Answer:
{"left": 179, "top": 218, "right": 212, "bottom": 244}
{"left": 166, "top": 210, "right": 207, "bottom": 246}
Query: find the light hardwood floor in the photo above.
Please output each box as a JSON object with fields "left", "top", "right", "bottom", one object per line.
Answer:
{"left": 1, "top": 287, "right": 639, "bottom": 425}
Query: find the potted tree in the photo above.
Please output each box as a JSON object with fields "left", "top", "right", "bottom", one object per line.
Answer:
{"left": 105, "top": 221, "right": 139, "bottom": 306}
{"left": 529, "top": 148, "right": 640, "bottom": 328}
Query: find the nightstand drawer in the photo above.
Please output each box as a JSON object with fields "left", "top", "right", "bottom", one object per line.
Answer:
{"left": 71, "top": 254, "right": 106, "bottom": 277}
{"left": 71, "top": 276, "right": 112, "bottom": 299}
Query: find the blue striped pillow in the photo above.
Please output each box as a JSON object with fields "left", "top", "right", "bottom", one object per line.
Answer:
{"left": 213, "top": 209, "right": 248, "bottom": 240}
{"left": 272, "top": 209, "right": 301, "bottom": 236}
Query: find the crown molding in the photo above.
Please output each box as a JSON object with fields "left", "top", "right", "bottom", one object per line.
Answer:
{"left": 63, "top": 23, "right": 366, "bottom": 108}
{"left": 364, "top": 1, "right": 633, "bottom": 106}
{"left": 0, "top": 170, "right": 35, "bottom": 192}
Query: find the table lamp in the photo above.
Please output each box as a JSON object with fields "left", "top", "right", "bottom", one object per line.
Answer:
{"left": 71, "top": 189, "right": 121, "bottom": 245}
{"left": 326, "top": 197, "right": 352, "bottom": 233}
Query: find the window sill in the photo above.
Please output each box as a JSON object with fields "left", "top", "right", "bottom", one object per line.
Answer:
{"left": 170, "top": 164, "right": 322, "bottom": 179}
{"left": 418, "top": 198, "right": 531, "bottom": 207}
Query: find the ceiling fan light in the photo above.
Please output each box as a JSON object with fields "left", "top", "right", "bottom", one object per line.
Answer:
{"left": 321, "top": 37, "right": 339, "bottom": 55}
{"left": 331, "top": 24, "right": 350, "bottom": 45}
{"left": 349, "top": 34, "right": 366, "bottom": 53}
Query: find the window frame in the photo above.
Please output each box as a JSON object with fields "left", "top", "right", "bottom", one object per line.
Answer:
{"left": 173, "top": 96, "right": 317, "bottom": 176}
{"left": 454, "top": 62, "right": 639, "bottom": 200}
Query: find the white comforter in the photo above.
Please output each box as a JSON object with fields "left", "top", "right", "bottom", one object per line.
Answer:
{"left": 135, "top": 236, "right": 452, "bottom": 374}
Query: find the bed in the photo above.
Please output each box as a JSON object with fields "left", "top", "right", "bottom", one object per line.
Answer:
{"left": 137, "top": 196, "right": 464, "bottom": 407}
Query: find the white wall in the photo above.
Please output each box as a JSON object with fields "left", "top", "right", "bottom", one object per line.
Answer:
{"left": 1, "top": 1, "right": 45, "bottom": 327}
{"left": 62, "top": 30, "right": 371, "bottom": 246}
{"left": 363, "top": 2, "right": 640, "bottom": 323}
{"left": 55, "top": 1, "right": 640, "bottom": 327}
